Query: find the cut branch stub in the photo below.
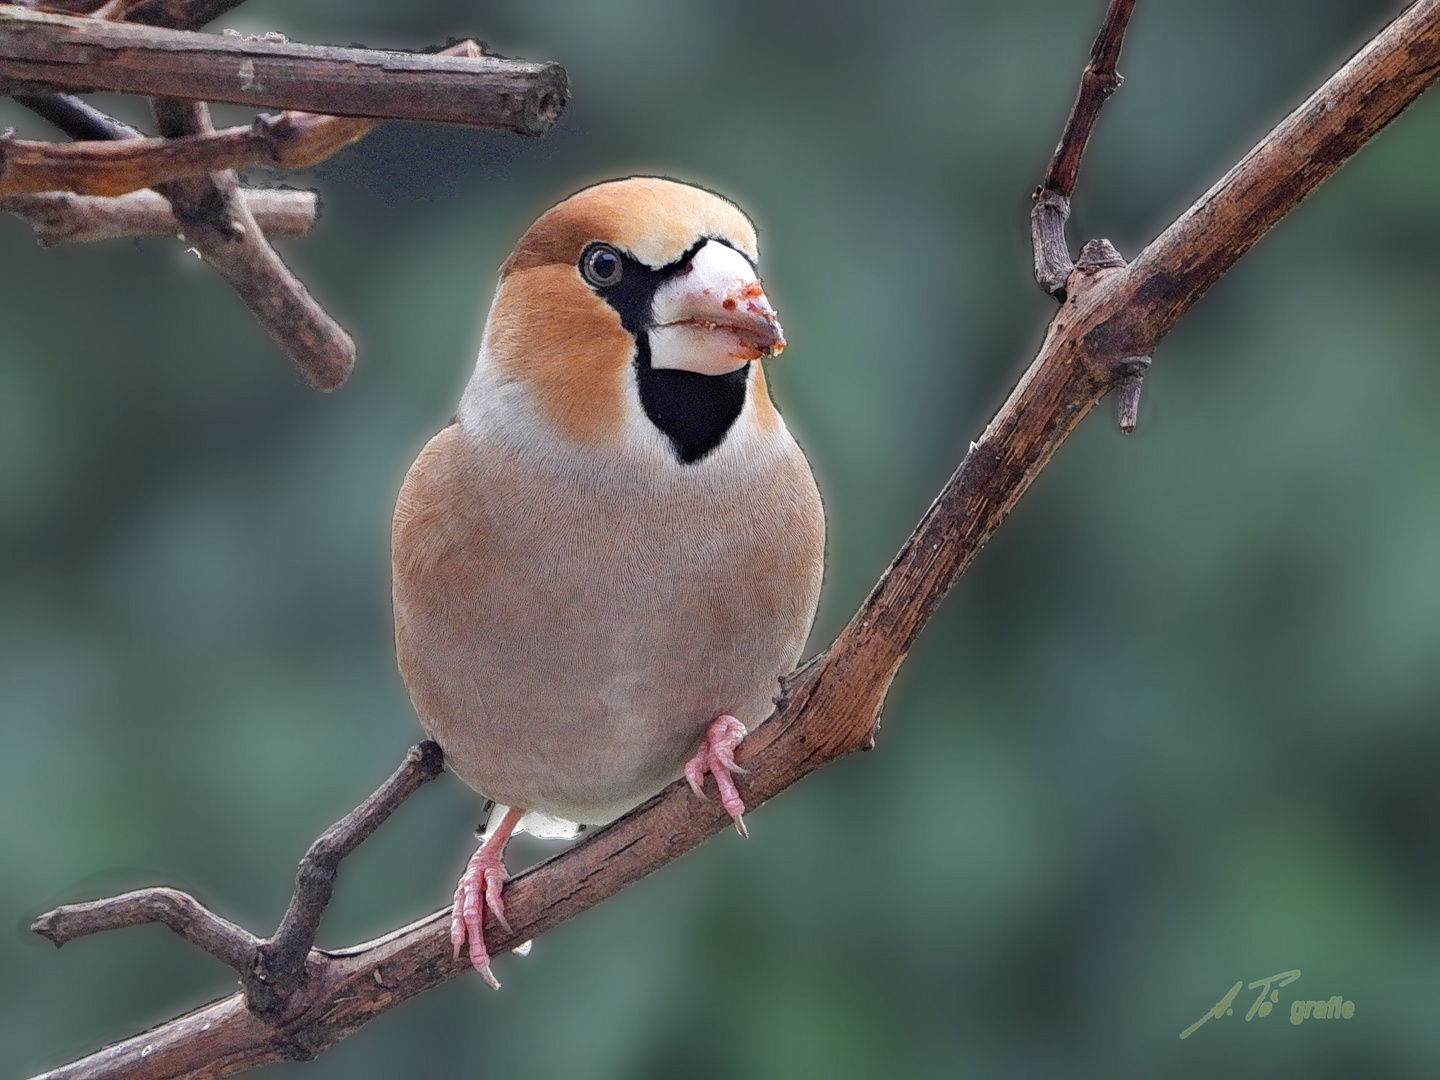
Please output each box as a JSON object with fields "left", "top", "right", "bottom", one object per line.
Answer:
{"left": 0, "top": 6, "right": 569, "bottom": 133}
{"left": 1114, "top": 356, "right": 1151, "bottom": 433}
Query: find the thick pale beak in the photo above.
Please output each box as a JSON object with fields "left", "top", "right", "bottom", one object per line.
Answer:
{"left": 648, "top": 240, "right": 786, "bottom": 376}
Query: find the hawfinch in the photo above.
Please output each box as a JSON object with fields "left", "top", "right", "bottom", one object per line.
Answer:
{"left": 392, "top": 177, "right": 825, "bottom": 986}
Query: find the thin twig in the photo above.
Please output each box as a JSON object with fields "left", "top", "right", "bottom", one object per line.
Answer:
{"left": 247, "top": 740, "right": 445, "bottom": 1015}
{"left": 1031, "top": 0, "right": 1136, "bottom": 298}
{"left": 32, "top": 888, "right": 260, "bottom": 974}
{"left": 2, "top": 186, "right": 314, "bottom": 243}
{"left": 9, "top": 90, "right": 141, "bottom": 139}
{"left": 0, "top": 6, "right": 569, "bottom": 133}
{"left": 29, "top": 0, "right": 1440, "bottom": 1076}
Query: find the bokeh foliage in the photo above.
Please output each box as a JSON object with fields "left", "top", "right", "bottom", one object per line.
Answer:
{"left": 4, "top": 0, "right": 1440, "bottom": 1076}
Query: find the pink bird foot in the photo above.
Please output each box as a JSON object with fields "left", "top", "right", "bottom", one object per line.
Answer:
{"left": 685, "top": 714, "right": 750, "bottom": 837}
{"left": 451, "top": 805, "right": 523, "bottom": 989}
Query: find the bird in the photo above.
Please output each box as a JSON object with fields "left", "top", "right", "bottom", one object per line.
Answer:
{"left": 391, "top": 176, "right": 825, "bottom": 987}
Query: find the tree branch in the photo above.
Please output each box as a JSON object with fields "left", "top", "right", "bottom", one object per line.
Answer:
{"left": 9, "top": 88, "right": 141, "bottom": 138}
{"left": 1031, "top": 0, "right": 1135, "bottom": 299}
{"left": 3, "top": 34, "right": 494, "bottom": 391}
{"left": 10, "top": 0, "right": 313, "bottom": 148}
{"left": 0, "top": 5, "right": 569, "bottom": 133}
{"left": 1, "top": 186, "right": 315, "bottom": 243}
{"left": 146, "top": 96, "right": 353, "bottom": 389}
{"left": 0, "top": 119, "right": 334, "bottom": 196}
{"left": 32, "top": 888, "right": 260, "bottom": 972}
{"left": 247, "top": 740, "right": 445, "bottom": 1015}
{"left": 30, "top": 0, "right": 1440, "bottom": 1077}
{"left": 31, "top": 742, "right": 447, "bottom": 1078}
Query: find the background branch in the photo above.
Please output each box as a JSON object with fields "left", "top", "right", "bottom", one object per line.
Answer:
{"left": 0, "top": 5, "right": 568, "bottom": 132}
{"left": 2, "top": 0, "right": 563, "bottom": 393}
{"left": 145, "top": 96, "right": 353, "bottom": 390}
{"left": 1, "top": 185, "right": 314, "bottom": 243}
{"left": 0, "top": 40, "right": 488, "bottom": 200}
{"left": 4, "top": 36, "right": 491, "bottom": 389}
{"left": 12, "top": 0, "right": 260, "bottom": 142}
{"left": 10, "top": 88, "right": 140, "bottom": 138}
{"left": 26, "top": 1, "right": 1440, "bottom": 1077}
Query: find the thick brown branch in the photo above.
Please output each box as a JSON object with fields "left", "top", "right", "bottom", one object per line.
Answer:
{"left": 32, "top": 888, "right": 260, "bottom": 974}
{"left": 2, "top": 186, "right": 315, "bottom": 243}
{"left": 30, "top": 2, "right": 1440, "bottom": 1078}
{"left": 1031, "top": 0, "right": 1136, "bottom": 298}
{"left": 0, "top": 6, "right": 568, "bottom": 133}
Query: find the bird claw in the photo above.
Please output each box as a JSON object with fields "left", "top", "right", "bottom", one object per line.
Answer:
{"left": 450, "top": 806, "right": 522, "bottom": 989}
{"left": 684, "top": 714, "right": 750, "bottom": 837}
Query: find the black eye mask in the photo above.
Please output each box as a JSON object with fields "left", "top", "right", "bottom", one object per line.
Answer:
{"left": 581, "top": 239, "right": 753, "bottom": 465}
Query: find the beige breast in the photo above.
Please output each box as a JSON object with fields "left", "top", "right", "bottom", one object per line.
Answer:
{"left": 392, "top": 402, "right": 824, "bottom": 825}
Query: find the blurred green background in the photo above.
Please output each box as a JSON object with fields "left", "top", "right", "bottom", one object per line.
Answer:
{"left": 5, "top": 0, "right": 1440, "bottom": 1075}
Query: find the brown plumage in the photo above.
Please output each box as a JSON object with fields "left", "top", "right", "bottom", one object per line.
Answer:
{"left": 391, "top": 176, "right": 824, "bottom": 985}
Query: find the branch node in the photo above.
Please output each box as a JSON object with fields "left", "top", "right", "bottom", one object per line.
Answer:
{"left": 1075, "top": 237, "right": 1126, "bottom": 271}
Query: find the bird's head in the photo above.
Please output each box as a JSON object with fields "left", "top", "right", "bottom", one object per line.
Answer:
{"left": 468, "top": 176, "right": 788, "bottom": 465}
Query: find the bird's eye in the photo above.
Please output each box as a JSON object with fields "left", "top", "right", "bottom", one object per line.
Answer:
{"left": 581, "top": 244, "right": 623, "bottom": 288}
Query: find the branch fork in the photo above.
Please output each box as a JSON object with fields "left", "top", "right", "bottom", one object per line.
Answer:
{"left": 32, "top": 741, "right": 445, "bottom": 1027}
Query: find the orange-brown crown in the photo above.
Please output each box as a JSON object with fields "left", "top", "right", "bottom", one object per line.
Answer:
{"left": 501, "top": 177, "right": 758, "bottom": 276}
